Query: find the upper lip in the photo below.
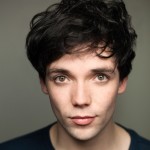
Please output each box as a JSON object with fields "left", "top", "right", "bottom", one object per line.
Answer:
{"left": 71, "top": 116, "right": 95, "bottom": 119}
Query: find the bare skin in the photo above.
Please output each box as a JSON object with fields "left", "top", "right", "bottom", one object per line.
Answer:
{"left": 41, "top": 51, "right": 130, "bottom": 150}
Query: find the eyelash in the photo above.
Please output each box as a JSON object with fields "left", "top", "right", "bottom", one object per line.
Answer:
{"left": 49, "top": 73, "right": 110, "bottom": 84}
{"left": 96, "top": 74, "right": 109, "bottom": 82}
{"left": 52, "top": 75, "right": 68, "bottom": 83}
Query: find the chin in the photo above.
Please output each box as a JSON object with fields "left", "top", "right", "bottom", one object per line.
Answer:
{"left": 66, "top": 125, "right": 101, "bottom": 141}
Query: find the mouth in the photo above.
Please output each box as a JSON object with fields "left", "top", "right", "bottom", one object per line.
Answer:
{"left": 70, "top": 116, "right": 96, "bottom": 126}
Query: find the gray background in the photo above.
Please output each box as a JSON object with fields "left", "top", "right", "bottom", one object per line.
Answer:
{"left": 0, "top": 0, "right": 150, "bottom": 143}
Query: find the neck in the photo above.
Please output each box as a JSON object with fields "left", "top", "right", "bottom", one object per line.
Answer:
{"left": 50, "top": 121, "right": 130, "bottom": 150}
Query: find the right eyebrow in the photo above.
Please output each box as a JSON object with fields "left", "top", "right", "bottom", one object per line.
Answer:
{"left": 46, "top": 68, "right": 70, "bottom": 76}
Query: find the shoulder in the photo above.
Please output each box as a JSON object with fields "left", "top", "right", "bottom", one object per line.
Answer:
{"left": 1, "top": 124, "right": 54, "bottom": 150}
{"left": 129, "top": 129, "right": 150, "bottom": 150}
{"left": 117, "top": 123, "right": 150, "bottom": 150}
{"left": 125, "top": 127, "right": 150, "bottom": 150}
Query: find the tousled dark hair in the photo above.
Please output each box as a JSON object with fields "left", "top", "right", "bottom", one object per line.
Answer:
{"left": 26, "top": 0, "right": 137, "bottom": 81}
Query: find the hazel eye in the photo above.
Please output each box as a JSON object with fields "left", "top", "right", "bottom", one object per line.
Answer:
{"left": 55, "top": 76, "right": 67, "bottom": 82}
{"left": 97, "top": 74, "right": 108, "bottom": 81}
{"left": 98, "top": 75, "right": 105, "bottom": 80}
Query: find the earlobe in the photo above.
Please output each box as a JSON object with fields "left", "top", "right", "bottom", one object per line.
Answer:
{"left": 118, "top": 77, "right": 128, "bottom": 94}
{"left": 40, "top": 79, "right": 48, "bottom": 94}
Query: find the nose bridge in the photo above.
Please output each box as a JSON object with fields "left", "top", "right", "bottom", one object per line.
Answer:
{"left": 72, "top": 80, "right": 91, "bottom": 106}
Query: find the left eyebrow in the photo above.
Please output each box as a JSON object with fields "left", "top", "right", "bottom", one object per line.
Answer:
{"left": 91, "top": 68, "right": 116, "bottom": 74}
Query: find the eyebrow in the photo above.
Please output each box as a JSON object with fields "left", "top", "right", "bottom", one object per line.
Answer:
{"left": 91, "top": 68, "right": 116, "bottom": 74}
{"left": 46, "top": 69, "right": 70, "bottom": 75}
{"left": 47, "top": 67, "right": 116, "bottom": 76}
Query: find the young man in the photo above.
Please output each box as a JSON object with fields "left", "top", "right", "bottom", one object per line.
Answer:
{"left": 1, "top": 0, "right": 150, "bottom": 149}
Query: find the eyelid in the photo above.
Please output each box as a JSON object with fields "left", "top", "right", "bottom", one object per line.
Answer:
{"left": 94, "top": 73, "right": 110, "bottom": 81}
{"left": 55, "top": 75, "right": 67, "bottom": 82}
{"left": 100, "top": 73, "right": 109, "bottom": 78}
{"left": 48, "top": 74, "right": 70, "bottom": 83}
{"left": 91, "top": 68, "right": 116, "bottom": 78}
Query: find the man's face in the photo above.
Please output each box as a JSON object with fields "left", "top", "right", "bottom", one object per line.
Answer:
{"left": 41, "top": 52, "right": 127, "bottom": 141}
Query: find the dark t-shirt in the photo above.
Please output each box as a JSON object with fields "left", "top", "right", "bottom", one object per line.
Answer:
{"left": 1, "top": 123, "right": 150, "bottom": 150}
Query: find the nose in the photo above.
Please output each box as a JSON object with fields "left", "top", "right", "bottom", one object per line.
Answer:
{"left": 71, "top": 82, "right": 91, "bottom": 107}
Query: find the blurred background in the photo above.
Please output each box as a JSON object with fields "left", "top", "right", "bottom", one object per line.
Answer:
{"left": 0, "top": 0, "right": 150, "bottom": 142}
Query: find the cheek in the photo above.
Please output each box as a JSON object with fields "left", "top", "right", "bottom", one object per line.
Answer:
{"left": 93, "top": 89, "right": 117, "bottom": 125}
{"left": 92, "top": 86, "right": 118, "bottom": 112}
{"left": 47, "top": 86, "right": 70, "bottom": 115}
{"left": 95, "top": 96, "right": 116, "bottom": 114}
{"left": 48, "top": 94, "right": 66, "bottom": 122}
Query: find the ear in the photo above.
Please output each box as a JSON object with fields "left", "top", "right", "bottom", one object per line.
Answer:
{"left": 40, "top": 79, "right": 48, "bottom": 94}
{"left": 118, "top": 77, "right": 128, "bottom": 94}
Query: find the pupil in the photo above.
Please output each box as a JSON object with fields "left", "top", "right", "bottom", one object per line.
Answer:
{"left": 98, "top": 75, "right": 104, "bottom": 80}
{"left": 60, "top": 76, "right": 65, "bottom": 81}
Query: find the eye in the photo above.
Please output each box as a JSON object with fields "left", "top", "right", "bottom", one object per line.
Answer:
{"left": 96, "top": 74, "right": 108, "bottom": 82}
{"left": 54, "top": 75, "right": 68, "bottom": 83}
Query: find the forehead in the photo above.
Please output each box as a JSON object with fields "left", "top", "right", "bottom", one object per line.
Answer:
{"left": 48, "top": 52, "right": 116, "bottom": 71}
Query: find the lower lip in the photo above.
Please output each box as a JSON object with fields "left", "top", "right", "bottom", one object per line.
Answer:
{"left": 71, "top": 117, "right": 95, "bottom": 126}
